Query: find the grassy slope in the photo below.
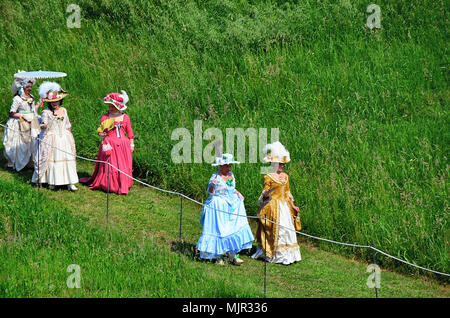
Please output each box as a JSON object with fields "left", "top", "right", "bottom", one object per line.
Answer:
{"left": 0, "top": 154, "right": 448, "bottom": 297}
{"left": 0, "top": 0, "right": 448, "bottom": 274}
{"left": 0, "top": 171, "right": 258, "bottom": 298}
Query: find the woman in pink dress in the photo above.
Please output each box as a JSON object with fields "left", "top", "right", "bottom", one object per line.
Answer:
{"left": 80, "top": 91, "right": 135, "bottom": 195}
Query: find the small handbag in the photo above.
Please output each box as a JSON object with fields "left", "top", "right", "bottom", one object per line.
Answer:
{"left": 293, "top": 208, "right": 302, "bottom": 231}
{"left": 19, "top": 118, "right": 32, "bottom": 144}
{"left": 257, "top": 193, "right": 272, "bottom": 208}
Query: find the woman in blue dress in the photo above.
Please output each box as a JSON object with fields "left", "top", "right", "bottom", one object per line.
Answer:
{"left": 196, "top": 153, "right": 254, "bottom": 265}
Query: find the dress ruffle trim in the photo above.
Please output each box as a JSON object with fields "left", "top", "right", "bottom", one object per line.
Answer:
{"left": 196, "top": 225, "right": 254, "bottom": 259}
{"left": 251, "top": 246, "right": 301, "bottom": 265}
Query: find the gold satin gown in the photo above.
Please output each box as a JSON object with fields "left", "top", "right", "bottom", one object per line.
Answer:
{"left": 252, "top": 173, "right": 302, "bottom": 264}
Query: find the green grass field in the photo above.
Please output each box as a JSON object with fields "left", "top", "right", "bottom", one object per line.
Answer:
{"left": 0, "top": 166, "right": 258, "bottom": 297}
{"left": 0, "top": 0, "right": 448, "bottom": 288}
{"left": 0, "top": 158, "right": 448, "bottom": 297}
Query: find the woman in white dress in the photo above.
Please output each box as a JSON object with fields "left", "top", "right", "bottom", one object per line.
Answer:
{"left": 32, "top": 82, "right": 78, "bottom": 191}
{"left": 3, "top": 76, "right": 40, "bottom": 171}
{"left": 252, "top": 142, "right": 302, "bottom": 265}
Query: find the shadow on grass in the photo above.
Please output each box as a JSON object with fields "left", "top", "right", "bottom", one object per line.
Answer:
{"left": 170, "top": 239, "right": 258, "bottom": 264}
{"left": 0, "top": 152, "right": 91, "bottom": 187}
{"left": 0, "top": 158, "right": 34, "bottom": 184}
{"left": 170, "top": 240, "right": 200, "bottom": 261}
{"left": 76, "top": 171, "right": 91, "bottom": 179}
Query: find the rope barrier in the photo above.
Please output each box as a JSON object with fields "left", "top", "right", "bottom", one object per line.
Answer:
{"left": 1, "top": 122, "right": 449, "bottom": 278}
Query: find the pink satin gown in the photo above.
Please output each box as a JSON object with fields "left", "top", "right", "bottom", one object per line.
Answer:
{"left": 80, "top": 113, "right": 134, "bottom": 195}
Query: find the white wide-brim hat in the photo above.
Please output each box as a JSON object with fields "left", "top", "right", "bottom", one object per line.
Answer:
{"left": 211, "top": 153, "right": 240, "bottom": 166}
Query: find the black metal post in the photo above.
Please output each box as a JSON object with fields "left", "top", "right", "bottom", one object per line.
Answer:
{"left": 263, "top": 216, "right": 267, "bottom": 298}
{"left": 37, "top": 135, "right": 40, "bottom": 191}
{"left": 35, "top": 134, "right": 40, "bottom": 214}
{"left": 179, "top": 197, "right": 183, "bottom": 242}
{"left": 106, "top": 160, "right": 110, "bottom": 229}
{"left": 372, "top": 244, "right": 378, "bottom": 298}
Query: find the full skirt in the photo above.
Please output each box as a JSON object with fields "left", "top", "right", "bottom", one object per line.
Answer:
{"left": 252, "top": 200, "right": 301, "bottom": 265}
{"left": 196, "top": 194, "right": 254, "bottom": 259}
{"left": 80, "top": 136, "right": 133, "bottom": 195}
{"left": 3, "top": 118, "right": 39, "bottom": 171}
{"left": 32, "top": 131, "right": 78, "bottom": 186}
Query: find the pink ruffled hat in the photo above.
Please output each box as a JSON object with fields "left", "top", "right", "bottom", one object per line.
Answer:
{"left": 104, "top": 90, "right": 129, "bottom": 111}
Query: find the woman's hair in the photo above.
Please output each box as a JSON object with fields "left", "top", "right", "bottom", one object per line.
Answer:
{"left": 47, "top": 99, "right": 63, "bottom": 115}
{"left": 13, "top": 79, "right": 35, "bottom": 96}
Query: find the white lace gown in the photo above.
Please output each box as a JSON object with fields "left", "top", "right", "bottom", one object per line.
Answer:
{"left": 32, "top": 108, "right": 78, "bottom": 186}
{"left": 3, "top": 95, "right": 40, "bottom": 171}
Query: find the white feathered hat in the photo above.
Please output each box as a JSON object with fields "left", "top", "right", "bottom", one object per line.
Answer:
{"left": 38, "top": 81, "right": 68, "bottom": 102}
{"left": 104, "top": 90, "right": 129, "bottom": 111}
{"left": 263, "top": 141, "right": 291, "bottom": 163}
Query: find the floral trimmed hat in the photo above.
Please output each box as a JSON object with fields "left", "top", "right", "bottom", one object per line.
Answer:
{"left": 104, "top": 90, "right": 129, "bottom": 111}
{"left": 38, "top": 81, "right": 68, "bottom": 102}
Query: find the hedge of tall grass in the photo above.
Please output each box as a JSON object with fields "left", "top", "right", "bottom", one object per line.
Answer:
{"left": 0, "top": 178, "right": 258, "bottom": 297}
{"left": 0, "top": 0, "right": 448, "bottom": 275}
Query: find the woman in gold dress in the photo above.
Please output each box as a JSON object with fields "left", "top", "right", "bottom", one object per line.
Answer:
{"left": 252, "top": 141, "right": 302, "bottom": 265}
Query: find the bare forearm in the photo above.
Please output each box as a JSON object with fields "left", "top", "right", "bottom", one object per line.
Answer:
{"left": 9, "top": 112, "right": 22, "bottom": 119}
